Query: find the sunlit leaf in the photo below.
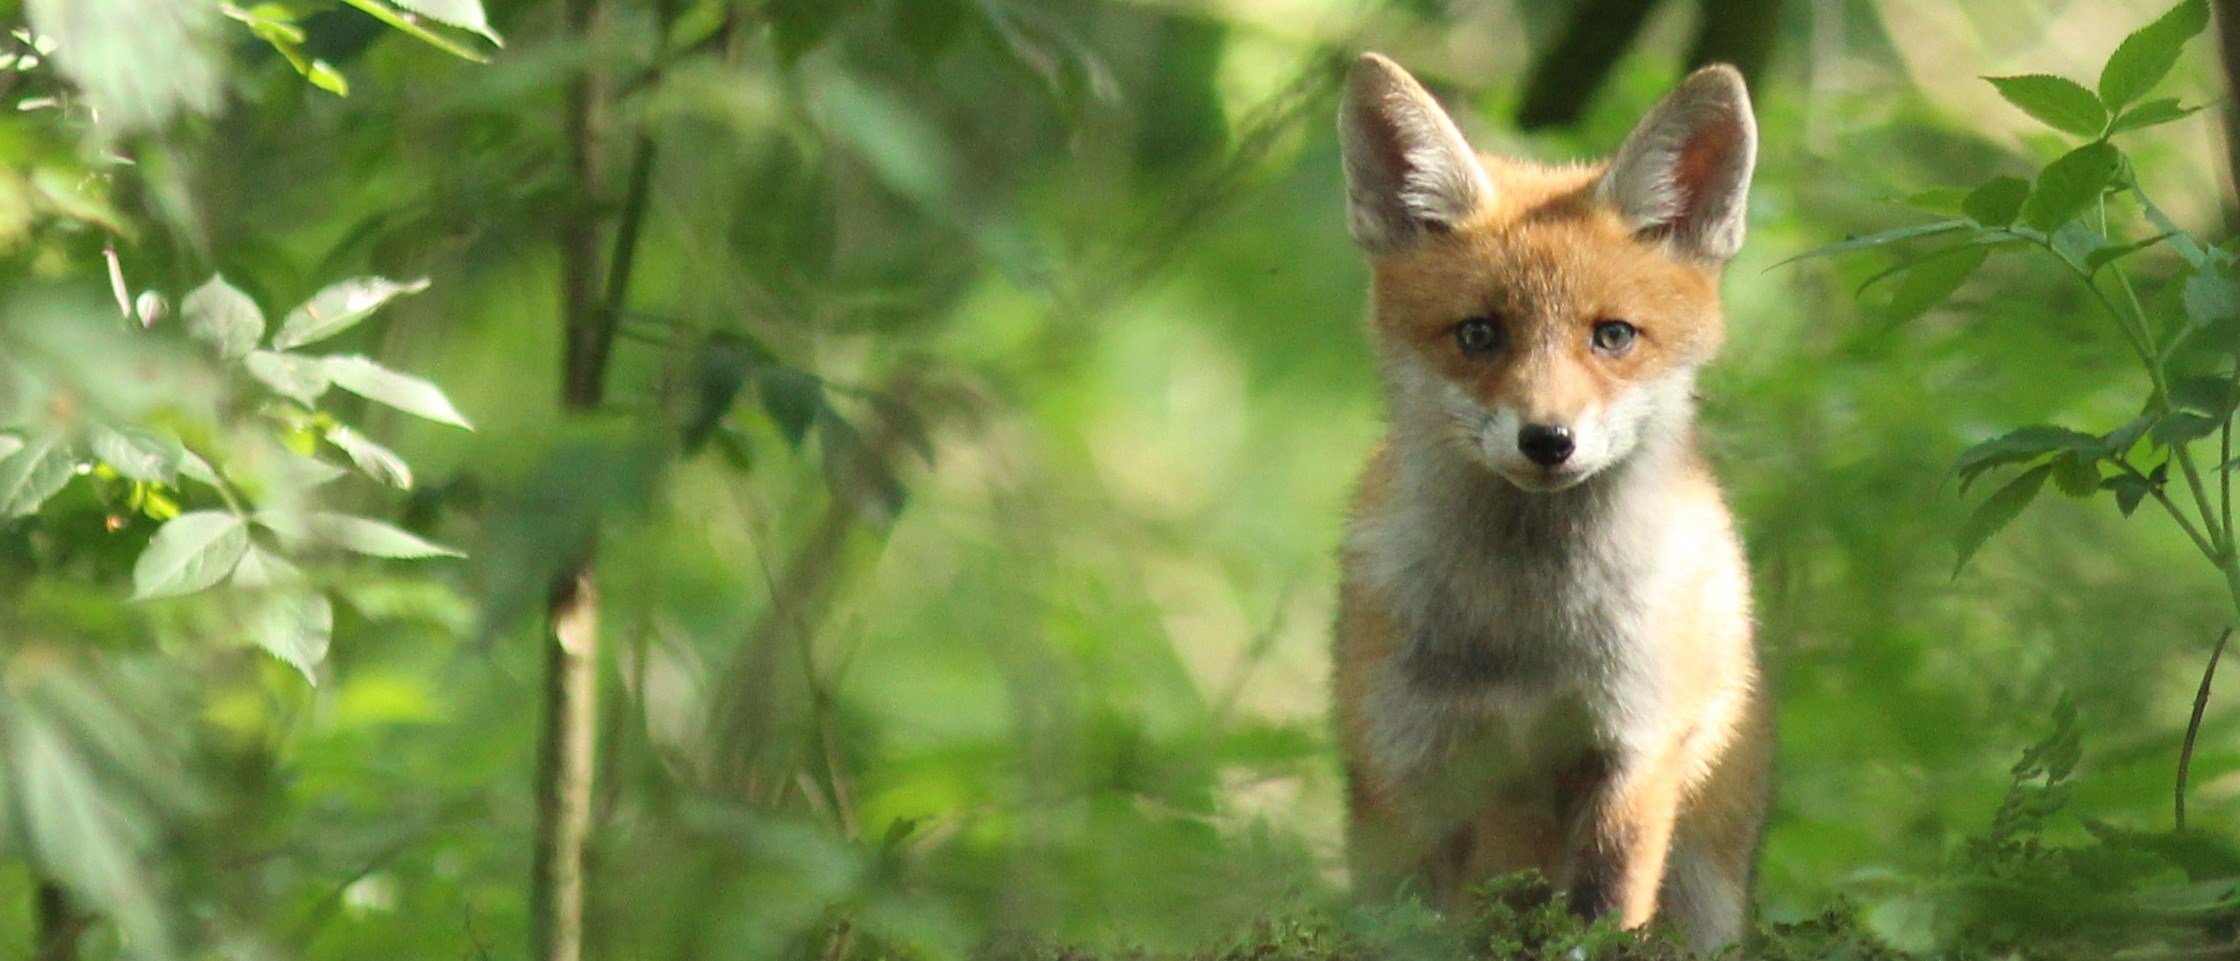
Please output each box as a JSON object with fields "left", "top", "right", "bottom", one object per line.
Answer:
{"left": 307, "top": 512, "right": 462, "bottom": 558}
{"left": 247, "top": 589, "right": 332, "bottom": 684}
{"left": 131, "top": 511, "right": 249, "bottom": 599}
{"left": 388, "top": 0, "right": 501, "bottom": 44}
{"left": 2098, "top": 0, "right": 2210, "bottom": 109}
{"left": 2108, "top": 97, "right": 2203, "bottom": 135}
{"left": 272, "top": 276, "right": 428, "bottom": 350}
{"left": 179, "top": 274, "right": 263, "bottom": 359}
{"left": 244, "top": 350, "right": 331, "bottom": 405}
{"left": 321, "top": 354, "right": 473, "bottom": 429}
{"left": 1985, "top": 74, "right": 2108, "bottom": 138}
{"left": 0, "top": 431, "right": 76, "bottom": 517}
{"left": 323, "top": 424, "right": 413, "bottom": 489}
{"left": 230, "top": 544, "right": 305, "bottom": 589}
{"left": 2020, "top": 142, "right": 2120, "bottom": 232}
{"left": 26, "top": 0, "right": 222, "bottom": 136}
{"left": 1954, "top": 464, "right": 2051, "bottom": 576}
{"left": 335, "top": 0, "right": 492, "bottom": 61}
{"left": 90, "top": 426, "right": 177, "bottom": 484}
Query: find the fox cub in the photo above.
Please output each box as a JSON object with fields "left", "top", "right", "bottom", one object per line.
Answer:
{"left": 1331, "top": 55, "right": 1770, "bottom": 952}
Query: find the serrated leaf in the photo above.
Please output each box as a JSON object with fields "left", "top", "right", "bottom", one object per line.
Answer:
{"left": 388, "top": 0, "right": 501, "bottom": 43}
{"left": 307, "top": 512, "right": 462, "bottom": 558}
{"left": 248, "top": 589, "right": 332, "bottom": 684}
{"left": 2184, "top": 262, "right": 2240, "bottom": 336}
{"left": 1963, "top": 176, "right": 2031, "bottom": 228}
{"left": 1955, "top": 464, "right": 2052, "bottom": 576}
{"left": 321, "top": 354, "right": 473, "bottom": 429}
{"left": 2106, "top": 473, "right": 2152, "bottom": 516}
{"left": 2020, "top": 142, "right": 2121, "bottom": 232}
{"left": 2051, "top": 449, "right": 2101, "bottom": 497}
{"left": 758, "top": 367, "right": 825, "bottom": 448}
{"left": 1986, "top": 74, "right": 2109, "bottom": 137}
{"left": 131, "top": 511, "right": 248, "bottom": 599}
{"left": 1953, "top": 425, "right": 2104, "bottom": 492}
{"left": 1771, "top": 220, "right": 1971, "bottom": 267}
{"left": 245, "top": 350, "right": 331, "bottom": 405}
{"left": 1886, "top": 247, "right": 1989, "bottom": 326}
{"left": 89, "top": 426, "right": 177, "bottom": 484}
{"left": 230, "top": 544, "right": 306, "bottom": 589}
{"left": 2099, "top": 0, "right": 2210, "bottom": 109}
{"left": 272, "top": 277, "right": 429, "bottom": 350}
{"left": 2109, "top": 97, "right": 2204, "bottom": 135}
{"left": 180, "top": 274, "right": 264, "bottom": 359}
{"left": 0, "top": 432, "right": 76, "bottom": 517}
{"left": 323, "top": 424, "right": 412, "bottom": 489}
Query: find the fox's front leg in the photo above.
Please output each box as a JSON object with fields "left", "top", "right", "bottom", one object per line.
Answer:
{"left": 1562, "top": 755, "right": 1684, "bottom": 928}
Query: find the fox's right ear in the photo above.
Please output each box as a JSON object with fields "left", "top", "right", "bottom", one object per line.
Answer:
{"left": 1339, "top": 53, "right": 1492, "bottom": 255}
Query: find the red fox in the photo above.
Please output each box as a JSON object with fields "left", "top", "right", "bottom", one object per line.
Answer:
{"left": 1332, "top": 54, "right": 1770, "bottom": 952}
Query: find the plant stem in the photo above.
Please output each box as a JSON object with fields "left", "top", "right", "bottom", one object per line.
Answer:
{"left": 2177, "top": 627, "right": 2233, "bottom": 832}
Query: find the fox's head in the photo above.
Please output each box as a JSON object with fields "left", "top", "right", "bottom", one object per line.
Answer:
{"left": 1340, "top": 54, "right": 1755, "bottom": 493}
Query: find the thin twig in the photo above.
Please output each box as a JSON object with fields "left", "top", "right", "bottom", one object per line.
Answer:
{"left": 2177, "top": 627, "right": 2232, "bottom": 832}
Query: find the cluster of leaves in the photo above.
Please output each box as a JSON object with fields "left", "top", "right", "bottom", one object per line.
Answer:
{"left": 0, "top": 274, "right": 468, "bottom": 681}
{"left": 1795, "top": 0, "right": 2236, "bottom": 578}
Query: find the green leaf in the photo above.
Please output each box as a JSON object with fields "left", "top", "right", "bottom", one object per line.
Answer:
{"left": 1952, "top": 425, "right": 2103, "bottom": 492}
{"left": 247, "top": 589, "right": 332, "bottom": 684}
{"left": 180, "top": 274, "right": 265, "bottom": 359}
{"left": 2083, "top": 231, "right": 2178, "bottom": 273}
{"left": 2153, "top": 409, "right": 2223, "bottom": 446}
{"left": 306, "top": 512, "right": 462, "bottom": 558}
{"left": 0, "top": 434, "right": 22, "bottom": 462}
{"left": 1962, "top": 176, "right": 2031, "bottom": 227}
{"left": 1886, "top": 247, "right": 1989, "bottom": 325}
{"left": 25, "top": 0, "right": 223, "bottom": 136}
{"left": 2105, "top": 473, "right": 2153, "bottom": 516}
{"left": 89, "top": 427, "right": 177, "bottom": 484}
{"left": 2171, "top": 374, "right": 2239, "bottom": 417}
{"left": 304, "top": 59, "right": 348, "bottom": 96}
{"left": 1985, "top": 74, "right": 2109, "bottom": 137}
{"left": 334, "top": 0, "right": 492, "bottom": 61}
{"left": 683, "top": 334, "right": 761, "bottom": 453}
{"left": 2051, "top": 450, "right": 2101, "bottom": 497}
{"left": 2098, "top": 0, "right": 2210, "bottom": 109}
{"left": 230, "top": 544, "right": 306, "bottom": 589}
{"left": 323, "top": 424, "right": 413, "bottom": 489}
{"left": 272, "top": 276, "right": 428, "bottom": 350}
{"left": 2020, "top": 142, "right": 2121, "bottom": 232}
{"left": 1955, "top": 464, "right": 2052, "bottom": 576}
{"left": 1771, "top": 220, "right": 1971, "bottom": 267}
{"left": 2181, "top": 262, "right": 2240, "bottom": 346}
{"left": 321, "top": 354, "right": 473, "bottom": 429}
{"left": 244, "top": 350, "right": 331, "bottom": 405}
{"left": 387, "top": 0, "right": 501, "bottom": 44}
{"left": 131, "top": 511, "right": 249, "bottom": 599}
{"left": 0, "top": 432, "right": 77, "bottom": 517}
{"left": 819, "top": 413, "right": 907, "bottom": 527}
{"left": 758, "top": 367, "right": 825, "bottom": 448}
{"left": 2109, "top": 97, "right": 2204, "bottom": 135}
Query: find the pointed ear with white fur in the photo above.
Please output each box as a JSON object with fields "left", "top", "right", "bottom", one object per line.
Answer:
{"left": 1598, "top": 64, "right": 1757, "bottom": 263}
{"left": 1339, "top": 53, "right": 1494, "bottom": 255}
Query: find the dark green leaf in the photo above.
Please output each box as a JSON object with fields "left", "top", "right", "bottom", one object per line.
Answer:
{"left": 180, "top": 275, "right": 263, "bottom": 359}
{"left": 131, "top": 511, "right": 249, "bottom": 599}
{"left": 1772, "top": 220, "right": 1971, "bottom": 268}
{"left": 1886, "top": 247, "right": 1989, "bottom": 325}
{"left": 2153, "top": 409, "right": 2223, "bottom": 446}
{"left": 2098, "top": 0, "right": 2211, "bottom": 109}
{"left": 2084, "top": 231, "right": 2178, "bottom": 273}
{"left": 820, "top": 413, "right": 907, "bottom": 527}
{"left": 0, "top": 431, "right": 77, "bottom": 517}
{"left": 2020, "top": 142, "right": 2122, "bottom": 232}
{"left": 2109, "top": 97, "right": 2204, "bottom": 135}
{"left": 2106, "top": 473, "right": 2152, "bottom": 516}
{"left": 2171, "top": 375, "right": 2239, "bottom": 417}
{"left": 1953, "top": 425, "right": 2103, "bottom": 492}
{"left": 306, "top": 512, "right": 463, "bottom": 558}
{"left": 2183, "top": 262, "right": 2240, "bottom": 338}
{"left": 683, "top": 334, "right": 760, "bottom": 453}
{"left": 2051, "top": 450, "right": 2101, "bottom": 497}
{"left": 2106, "top": 412, "right": 2155, "bottom": 454}
{"left": 244, "top": 350, "right": 331, "bottom": 405}
{"left": 1985, "top": 74, "right": 2109, "bottom": 137}
{"left": 1962, "top": 176, "right": 2031, "bottom": 227}
{"left": 322, "top": 354, "right": 474, "bottom": 429}
{"left": 1955, "top": 464, "right": 2052, "bottom": 576}
{"left": 273, "top": 277, "right": 428, "bottom": 350}
{"left": 758, "top": 367, "right": 825, "bottom": 448}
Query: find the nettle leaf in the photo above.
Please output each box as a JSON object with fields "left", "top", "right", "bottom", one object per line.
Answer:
{"left": 245, "top": 350, "right": 331, "bottom": 405}
{"left": 2020, "top": 142, "right": 2121, "bottom": 232}
{"left": 1986, "top": 74, "right": 2108, "bottom": 138}
{"left": 321, "top": 354, "right": 473, "bottom": 429}
{"left": 1886, "top": 247, "right": 1989, "bottom": 325}
{"left": 758, "top": 366, "right": 826, "bottom": 448}
{"left": 2109, "top": 97, "right": 2204, "bottom": 135}
{"left": 131, "top": 511, "right": 249, "bottom": 600}
{"left": 2098, "top": 0, "right": 2210, "bottom": 110}
{"left": 272, "top": 277, "right": 429, "bottom": 350}
{"left": 0, "top": 432, "right": 77, "bottom": 517}
{"left": 90, "top": 426, "right": 178, "bottom": 484}
{"left": 307, "top": 512, "right": 462, "bottom": 558}
{"left": 323, "top": 424, "right": 412, "bottom": 489}
{"left": 1963, "top": 176, "right": 2031, "bottom": 228}
{"left": 180, "top": 274, "right": 264, "bottom": 359}
{"left": 388, "top": 0, "right": 500, "bottom": 44}
{"left": 248, "top": 590, "right": 332, "bottom": 684}
{"left": 1953, "top": 425, "right": 2104, "bottom": 492}
{"left": 1955, "top": 463, "right": 2052, "bottom": 576}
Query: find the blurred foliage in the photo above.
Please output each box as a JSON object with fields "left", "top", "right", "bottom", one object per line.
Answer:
{"left": 1, "top": 0, "right": 2240, "bottom": 958}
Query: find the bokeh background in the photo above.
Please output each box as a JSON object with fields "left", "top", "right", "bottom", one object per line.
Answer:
{"left": 1, "top": 0, "right": 2236, "bottom": 957}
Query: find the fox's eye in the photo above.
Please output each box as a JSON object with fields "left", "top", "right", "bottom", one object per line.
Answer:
{"left": 1454, "top": 317, "right": 1502, "bottom": 356}
{"left": 1591, "top": 319, "right": 1638, "bottom": 355}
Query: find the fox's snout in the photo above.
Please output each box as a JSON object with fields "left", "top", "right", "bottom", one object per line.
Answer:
{"left": 1516, "top": 423, "right": 1574, "bottom": 466}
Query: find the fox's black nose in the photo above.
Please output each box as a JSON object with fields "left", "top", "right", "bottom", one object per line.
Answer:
{"left": 1517, "top": 424, "right": 1575, "bottom": 466}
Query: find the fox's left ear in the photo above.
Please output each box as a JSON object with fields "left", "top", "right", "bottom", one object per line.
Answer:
{"left": 1598, "top": 64, "right": 1756, "bottom": 263}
